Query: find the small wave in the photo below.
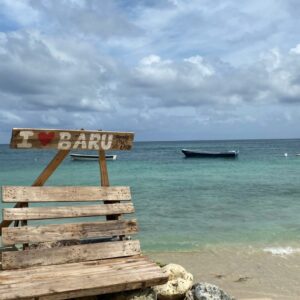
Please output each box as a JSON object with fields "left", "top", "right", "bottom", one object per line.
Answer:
{"left": 263, "top": 247, "right": 300, "bottom": 256}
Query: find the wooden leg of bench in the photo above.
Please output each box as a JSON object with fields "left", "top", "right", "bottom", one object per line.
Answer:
{"left": 98, "top": 150, "right": 124, "bottom": 241}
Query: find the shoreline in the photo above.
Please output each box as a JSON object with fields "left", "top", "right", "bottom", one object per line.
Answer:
{"left": 148, "top": 246, "right": 300, "bottom": 299}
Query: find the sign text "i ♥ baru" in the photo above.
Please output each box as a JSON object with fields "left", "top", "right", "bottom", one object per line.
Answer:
{"left": 10, "top": 129, "right": 134, "bottom": 151}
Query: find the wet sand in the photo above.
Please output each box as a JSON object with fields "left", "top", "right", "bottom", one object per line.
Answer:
{"left": 148, "top": 246, "right": 300, "bottom": 300}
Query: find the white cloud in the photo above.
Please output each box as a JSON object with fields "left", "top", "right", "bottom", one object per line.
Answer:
{"left": 136, "top": 55, "right": 177, "bottom": 82}
{"left": 183, "top": 56, "right": 214, "bottom": 77}
{"left": 140, "top": 55, "right": 164, "bottom": 65}
{"left": 290, "top": 44, "right": 300, "bottom": 55}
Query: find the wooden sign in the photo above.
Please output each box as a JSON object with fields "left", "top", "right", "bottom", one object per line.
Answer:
{"left": 10, "top": 128, "right": 134, "bottom": 150}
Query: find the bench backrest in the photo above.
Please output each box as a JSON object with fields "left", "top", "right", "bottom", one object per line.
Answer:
{"left": 1, "top": 186, "right": 141, "bottom": 270}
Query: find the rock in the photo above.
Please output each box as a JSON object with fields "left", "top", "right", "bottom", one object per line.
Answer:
{"left": 154, "top": 263, "right": 193, "bottom": 300}
{"left": 100, "top": 288, "right": 156, "bottom": 300}
{"left": 184, "top": 283, "right": 234, "bottom": 300}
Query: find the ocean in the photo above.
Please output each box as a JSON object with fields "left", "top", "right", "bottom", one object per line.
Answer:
{"left": 1, "top": 139, "right": 300, "bottom": 252}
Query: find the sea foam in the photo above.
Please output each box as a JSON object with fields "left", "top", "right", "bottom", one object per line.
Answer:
{"left": 263, "top": 247, "right": 300, "bottom": 256}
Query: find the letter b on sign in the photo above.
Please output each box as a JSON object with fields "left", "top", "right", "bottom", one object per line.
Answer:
{"left": 58, "top": 132, "right": 72, "bottom": 150}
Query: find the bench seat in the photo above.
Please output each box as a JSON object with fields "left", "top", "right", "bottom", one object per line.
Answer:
{"left": 0, "top": 255, "right": 166, "bottom": 300}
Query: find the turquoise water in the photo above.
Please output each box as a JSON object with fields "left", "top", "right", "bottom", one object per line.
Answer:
{"left": 1, "top": 139, "right": 300, "bottom": 251}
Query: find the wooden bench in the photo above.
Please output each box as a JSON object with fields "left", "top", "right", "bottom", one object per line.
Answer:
{"left": 0, "top": 128, "right": 168, "bottom": 300}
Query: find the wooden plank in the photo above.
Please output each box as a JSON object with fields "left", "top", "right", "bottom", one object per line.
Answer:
{"left": 3, "top": 203, "right": 135, "bottom": 221}
{"left": 2, "top": 186, "right": 131, "bottom": 202}
{"left": 1, "top": 240, "right": 141, "bottom": 269}
{"left": 2, "top": 219, "right": 138, "bottom": 245}
{"left": 0, "top": 150, "right": 69, "bottom": 235}
{"left": 0, "top": 256, "right": 168, "bottom": 300}
{"left": 40, "top": 279, "right": 165, "bottom": 300}
{"left": 0, "top": 256, "right": 151, "bottom": 281}
{"left": 10, "top": 128, "right": 134, "bottom": 150}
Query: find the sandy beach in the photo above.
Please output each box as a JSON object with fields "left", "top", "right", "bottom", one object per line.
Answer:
{"left": 149, "top": 246, "right": 300, "bottom": 300}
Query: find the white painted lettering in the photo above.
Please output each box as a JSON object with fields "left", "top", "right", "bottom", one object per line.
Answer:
{"left": 88, "top": 133, "right": 101, "bottom": 150}
{"left": 73, "top": 133, "right": 87, "bottom": 149}
{"left": 101, "top": 134, "right": 113, "bottom": 150}
{"left": 17, "top": 131, "right": 34, "bottom": 148}
{"left": 58, "top": 132, "right": 72, "bottom": 150}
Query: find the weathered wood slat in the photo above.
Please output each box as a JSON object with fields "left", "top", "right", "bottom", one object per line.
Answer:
{"left": 0, "top": 256, "right": 168, "bottom": 300}
{"left": 1, "top": 240, "right": 141, "bottom": 269}
{"left": 0, "top": 256, "right": 155, "bottom": 285}
{"left": 3, "top": 203, "right": 135, "bottom": 221}
{"left": 2, "top": 219, "right": 138, "bottom": 245}
{"left": 2, "top": 186, "right": 131, "bottom": 202}
{"left": 40, "top": 278, "right": 164, "bottom": 300}
{"left": 0, "top": 256, "right": 148, "bottom": 280}
{"left": 10, "top": 128, "right": 134, "bottom": 150}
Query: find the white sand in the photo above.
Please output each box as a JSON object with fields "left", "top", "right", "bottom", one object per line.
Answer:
{"left": 149, "top": 246, "right": 300, "bottom": 299}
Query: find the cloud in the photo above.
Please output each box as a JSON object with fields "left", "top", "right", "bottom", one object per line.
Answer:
{"left": 0, "top": 30, "right": 118, "bottom": 112}
{"left": 120, "top": 47, "right": 300, "bottom": 109}
{"left": 0, "top": 0, "right": 300, "bottom": 141}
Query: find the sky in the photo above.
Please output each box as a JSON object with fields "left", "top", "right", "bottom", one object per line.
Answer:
{"left": 1, "top": 0, "right": 300, "bottom": 142}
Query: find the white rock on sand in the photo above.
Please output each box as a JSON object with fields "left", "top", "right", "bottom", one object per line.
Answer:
{"left": 184, "top": 283, "right": 234, "bottom": 300}
{"left": 154, "top": 263, "right": 193, "bottom": 300}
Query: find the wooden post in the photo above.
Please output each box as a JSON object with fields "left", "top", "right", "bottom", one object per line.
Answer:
{"left": 0, "top": 150, "right": 70, "bottom": 235}
{"left": 98, "top": 150, "right": 109, "bottom": 187}
{"left": 98, "top": 150, "right": 122, "bottom": 226}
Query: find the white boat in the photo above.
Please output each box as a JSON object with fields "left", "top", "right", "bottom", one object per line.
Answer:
{"left": 70, "top": 154, "right": 117, "bottom": 161}
{"left": 296, "top": 154, "right": 300, "bottom": 156}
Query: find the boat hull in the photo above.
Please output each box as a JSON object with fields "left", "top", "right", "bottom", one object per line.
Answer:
{"left": 182, "top": 149, "right": 238, "bottom": 158}
{"left": 70, "top": 154, "right": 117, "bottom": 161}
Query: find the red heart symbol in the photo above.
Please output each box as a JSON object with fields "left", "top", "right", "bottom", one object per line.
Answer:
{"left": 38, "top": 132, "right": 55, "bottom": 146}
